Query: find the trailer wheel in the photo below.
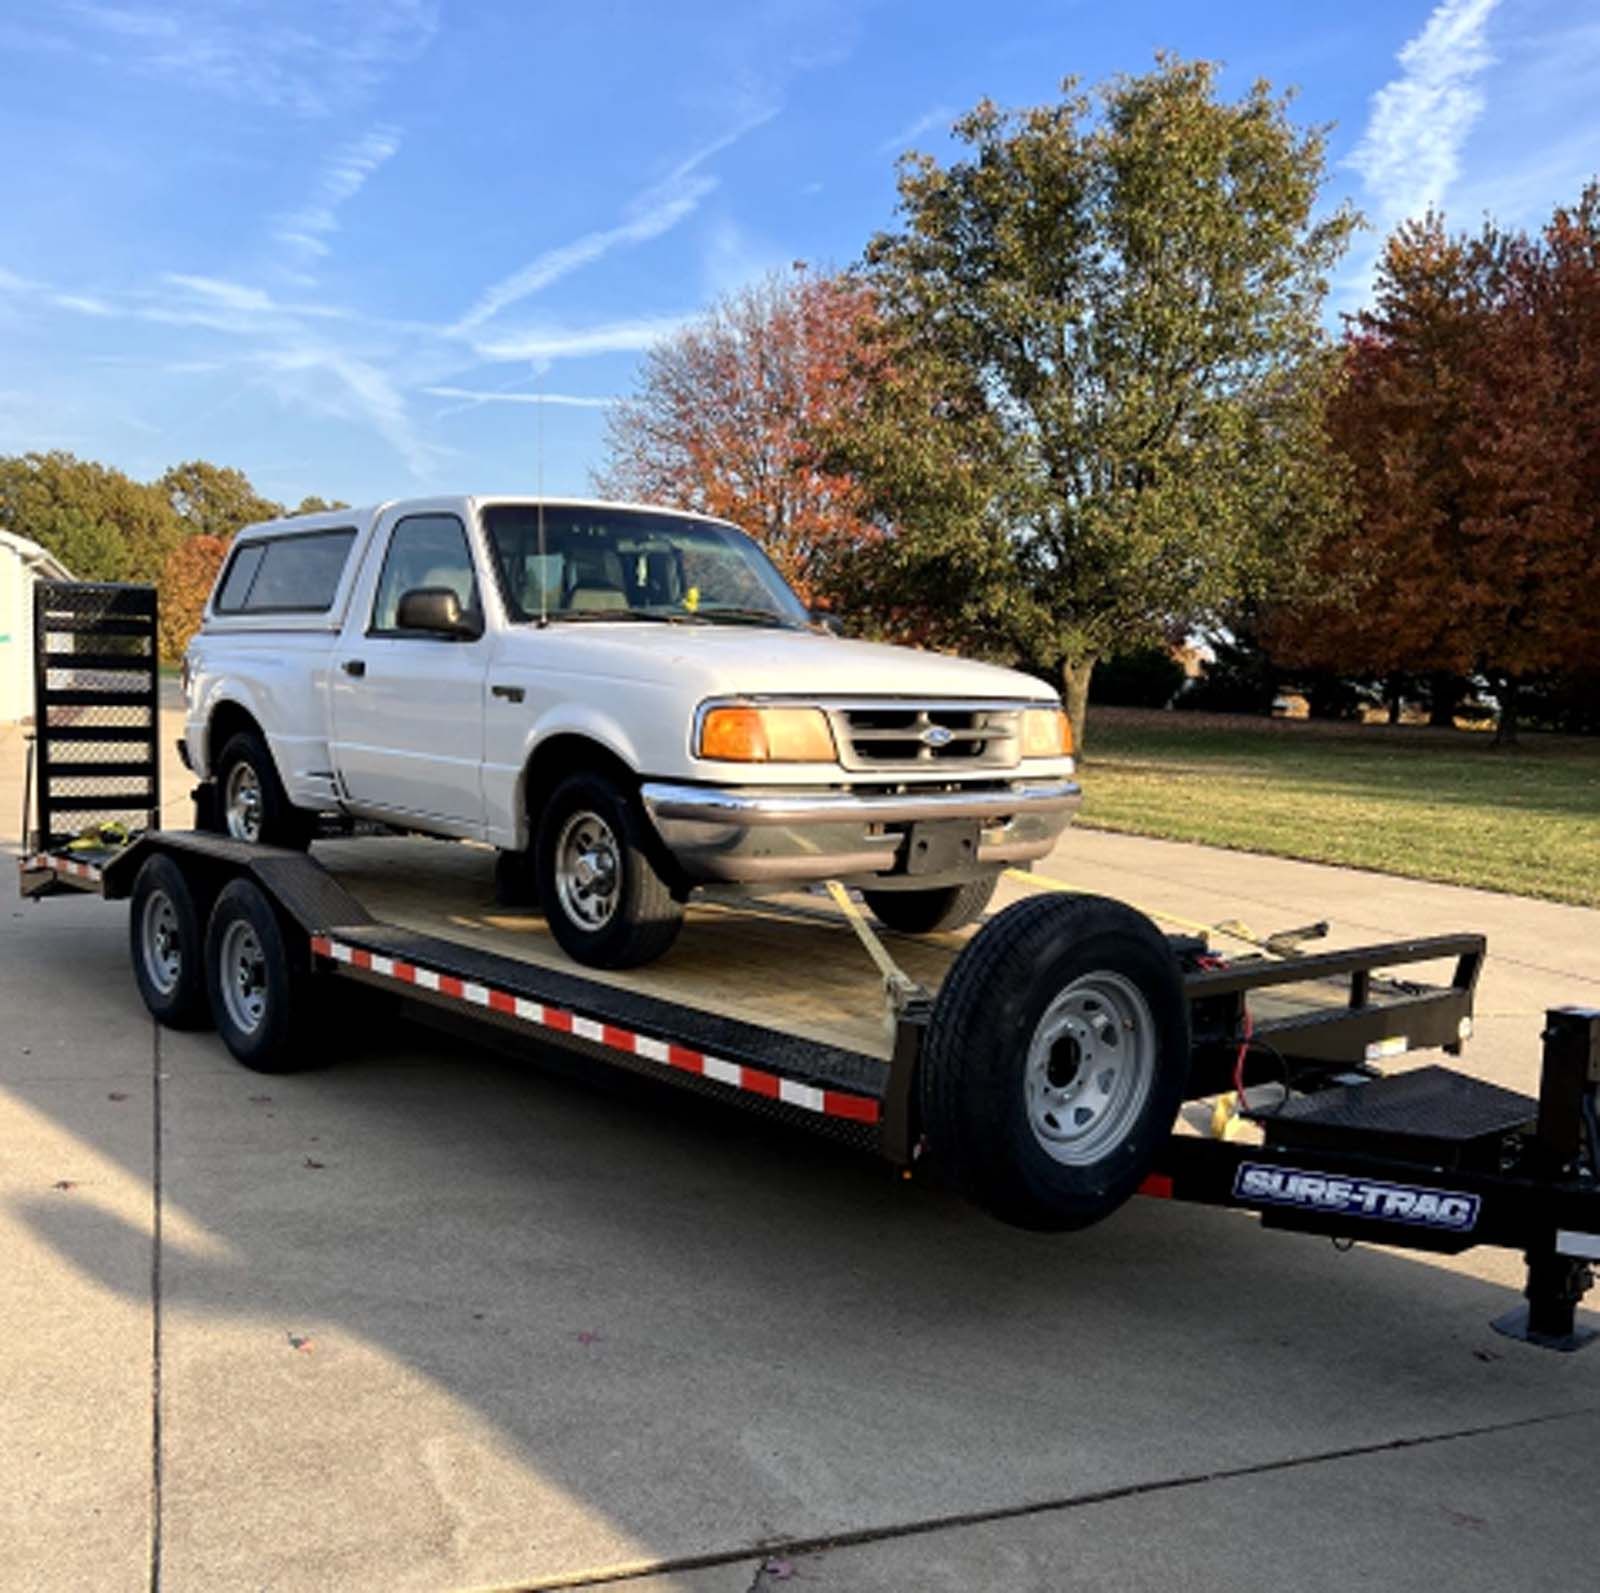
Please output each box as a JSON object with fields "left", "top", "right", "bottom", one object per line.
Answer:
{"left": 215, "top": 730, "right": 311, "bottom": 851}
{"left": 862, "top": 875, "right": 997, "bottom": 935}
{"left": 535, "top": 772, "right": 684, "bottom": 969}
{"left": 921, "top": 893, "right": 1190, "bottom": 1231}
{"left": 128, "top": 854, "right": 211, "bottom": 1029}
{"left": 204, "top": 878, "right": 319, "bottom": 1072}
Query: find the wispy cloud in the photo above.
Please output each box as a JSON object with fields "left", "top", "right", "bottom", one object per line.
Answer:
{"left": 275, "top": 124, "right": 402, "bottom": 266}
{"left": 877, "top": 103, "right": 955, "bottom": 156}
{"left": 451, "top": 108, "right": 777, "bottom": 333}
{"left": 51, "top": 293, "right": 115, "bottom": 317}
{"left": 468, "top": 315, "right": 691, "bottom": 363}
{"left": 422, "top": 387, "right": 617, "bottom": 409}
{"left": 255, "top": 345, "right": 444, "bottom": 480}
{"left": 1350, "top": 0, "right": 1502, "bottom": 226}
{"left": 58, "top": 1, "right": 440, "bottom": 117}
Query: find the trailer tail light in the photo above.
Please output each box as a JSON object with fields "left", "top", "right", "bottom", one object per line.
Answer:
{"left": 697, "top": 705, "right": 837, "bottom": 763}
{"left": 1021, "top": 707, "right": 1072, "bottom": 759}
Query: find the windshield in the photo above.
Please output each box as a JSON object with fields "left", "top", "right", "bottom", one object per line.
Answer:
{"left": 480, "top": 504, "right": 810, "bottom": 628}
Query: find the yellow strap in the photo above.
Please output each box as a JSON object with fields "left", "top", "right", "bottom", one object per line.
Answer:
{"left": 1006, "top": 867, "right": 1284, "bottom": 958}
{"left": 823, "top": 880, "right": 927, "bottom": 1010}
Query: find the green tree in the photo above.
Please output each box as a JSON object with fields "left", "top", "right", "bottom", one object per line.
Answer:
{"left": 160, "top": 460, "right": 283, "bottom": 539}
{"left": 832, "top": 57, "right": 1356, "bottom": 746}
{"left": 289, "top": 495, "right": 350, "bottom": 515}
{"left": 0, "top": 450, "right": 181, "bottom": 581}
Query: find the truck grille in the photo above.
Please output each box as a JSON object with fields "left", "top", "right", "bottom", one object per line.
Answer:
{"left": 830, "top": 704, "right": 1021, "bottom": 771}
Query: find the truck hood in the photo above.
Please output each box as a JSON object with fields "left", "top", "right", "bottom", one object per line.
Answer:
{"left": 499, "top": 623, "right": 1059, "bottom": 702}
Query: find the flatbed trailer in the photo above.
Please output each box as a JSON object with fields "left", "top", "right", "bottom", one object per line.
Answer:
{"left": 16, "top": 578, "right": 1600, "bottom": 1351}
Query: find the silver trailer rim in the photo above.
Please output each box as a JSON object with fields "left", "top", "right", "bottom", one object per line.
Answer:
{"left": 554, "top": 809, "right": 621, "bottom": 932}
{"left": 1025, "top": 970, "right": 1157, "bottom": 1165}
{"left": 224, "top": 760, "right": 263, "bottom": 843}
{"left": 219, "top": 919, "right": 268, "bottom": 1036}
{"left": 140, "top": 888, "right": 182, "bottom": 996}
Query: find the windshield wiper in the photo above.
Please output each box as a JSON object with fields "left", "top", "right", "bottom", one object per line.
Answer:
{"left": 541, "top": 609, "right": 698, "bottom": 625}
{"left": 693, "top": 607, "right": 799, "bottom": 628}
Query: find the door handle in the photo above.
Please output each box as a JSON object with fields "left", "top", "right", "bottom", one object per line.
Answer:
{"left": 491, "top": 683, "right": 525, "bottom": 703}
{"left": 342, "top": 658, "right": 366, "bottom": 678}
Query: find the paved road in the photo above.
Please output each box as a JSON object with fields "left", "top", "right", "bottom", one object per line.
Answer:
{"left": 3, "top": 716, "right": 1596, "bottom": 1591}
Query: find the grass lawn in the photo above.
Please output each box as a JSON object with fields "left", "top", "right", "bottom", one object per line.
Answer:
{"left": 1078, "top": 709, "right": 1600, "bottom": 908}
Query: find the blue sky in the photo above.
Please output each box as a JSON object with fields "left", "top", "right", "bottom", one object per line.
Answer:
{"left": 1, "top": 0, "right": 1595, "bottom": 508}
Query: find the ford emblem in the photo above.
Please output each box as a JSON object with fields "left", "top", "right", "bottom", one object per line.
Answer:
{"left": 921, "top": 725, "right": 955, "bottom": 747}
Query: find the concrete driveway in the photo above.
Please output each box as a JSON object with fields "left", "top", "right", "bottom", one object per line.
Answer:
{"left": 3, "top": 716, "right": 1597, "bottom": 1591}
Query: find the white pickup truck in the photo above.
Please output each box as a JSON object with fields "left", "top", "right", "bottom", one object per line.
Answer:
{"left": 181, "top": 497, "right": 1080, "bottom": 967}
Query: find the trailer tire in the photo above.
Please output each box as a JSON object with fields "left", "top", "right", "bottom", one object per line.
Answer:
{"left": 128, "top": 854, "right": 211, "bottom": 1029}
{"left": 204, "top": 878, "right": 320, "bottom": 1072}
{"left": 921, "top": 892, "right": 1189, "bottom": 1231}
{"left": 863, "top": 875, "right": 997, "bottom": 935}
{"left": 215, "top": 730, "right": 311, "bottom": 851}
{"left": 535, "top": 772, "right": 683, "bottom": 969}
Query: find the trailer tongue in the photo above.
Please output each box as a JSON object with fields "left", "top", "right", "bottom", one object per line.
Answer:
{"left": 17, "top": 578, "right": 1600, "bottom": 1350}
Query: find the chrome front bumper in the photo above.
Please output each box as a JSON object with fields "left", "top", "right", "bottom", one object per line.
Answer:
{"left": 640, "top": 778, "right": 1081, "bottom": 886}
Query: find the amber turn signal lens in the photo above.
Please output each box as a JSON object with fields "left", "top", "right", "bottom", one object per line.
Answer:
{"left": 1020, "top": 706, "right": 1072, "bottom": 759}
{"left": 698, "top": 705, "right": 837, "bottom": 763}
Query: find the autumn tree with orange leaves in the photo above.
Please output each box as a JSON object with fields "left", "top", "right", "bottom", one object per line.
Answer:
{"left": 594, "top": 268, "right": 884, "bottom": 606}
{"left": 1269, "top": 188, "right": 1600, "bottom": 740}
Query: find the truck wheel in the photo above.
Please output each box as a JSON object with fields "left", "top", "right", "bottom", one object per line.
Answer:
{"left": 863, "top": 875, "right": 997, "bottom": 935}
{"left": 128, "top": 854, "right": 211, "bottom": 1029}
{"left": 204, "top": 878, "right": 320, "bottom": 1072}
{"left": 215, "top": 730, "right": 311, "bottom": 851}
{"left": 535, "top": 772, "right": 684, "bottom": 969}
{"left": 920, "top": 893, "right": 1190, "bottom": 1231}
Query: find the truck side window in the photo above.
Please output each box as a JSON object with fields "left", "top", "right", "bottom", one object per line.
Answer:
{"left": 213, "top": 529, "right": 355, "bottom": 614}
{"left": 371, "top": 514, "right": 481, "bottom": 634}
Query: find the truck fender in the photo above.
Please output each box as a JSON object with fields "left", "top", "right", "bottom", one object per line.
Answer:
{"left": 505, "top": 707, "right": 645, "bottom": 852}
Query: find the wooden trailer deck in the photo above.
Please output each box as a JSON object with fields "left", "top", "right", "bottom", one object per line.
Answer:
{"left": 311, "top": 836, "right": 1462, "bottom": 1069}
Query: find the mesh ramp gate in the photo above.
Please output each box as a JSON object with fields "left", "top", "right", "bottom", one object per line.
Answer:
{"left": 30, "top": 581, "right": 160, "bottom": 850}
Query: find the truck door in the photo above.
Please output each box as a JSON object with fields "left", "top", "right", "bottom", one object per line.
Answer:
{"left": 329, "top": 509, "right": 488, "bottom": 830}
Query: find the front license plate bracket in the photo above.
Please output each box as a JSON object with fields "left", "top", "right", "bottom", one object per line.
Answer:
{"left": 901, "top": 818, "right": 981, "bottom": 876}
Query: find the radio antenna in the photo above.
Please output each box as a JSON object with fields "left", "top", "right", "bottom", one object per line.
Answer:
{"left": 536, "top": 372, "right": 549, "bottom": 628}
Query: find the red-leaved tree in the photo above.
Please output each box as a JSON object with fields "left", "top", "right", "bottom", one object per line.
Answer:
{"left": 158, "top": 534, "right": 229, "bottom": 661}
{"left": 595, "top": 268, "right": 885, "bottom": 605}
{"left": 1267, "top": 188, "right": 1600, "bottom": 739}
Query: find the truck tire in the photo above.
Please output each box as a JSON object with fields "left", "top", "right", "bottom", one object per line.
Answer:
{"left": 920, "top": 892, "right": 1190, "bottom": 1231}
{"left": 204, "top": 877, "right": 320, "bottom": 1072}
{"left": 128, "top": 853, "right": 211, "bottom": 1029}
{"left": 862, "top": 875, "right": 997, "bottom": 935}
{"left": 535, "top": 771, "right": 684, "bottom": 969}
{"left": 215, "top": 729, "right": 311, "bottom": 851}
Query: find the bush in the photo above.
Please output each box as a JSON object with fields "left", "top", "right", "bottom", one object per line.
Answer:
{"left": 1089, "top": 647, "right": 1187, "bottom": 708}
{"left": 1518, "top": 674, "right": 1600, "bottom": 735}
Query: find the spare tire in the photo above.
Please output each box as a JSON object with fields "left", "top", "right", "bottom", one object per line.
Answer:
{"left": 920, "top": 892, "right": 1190, "bottom": 1231}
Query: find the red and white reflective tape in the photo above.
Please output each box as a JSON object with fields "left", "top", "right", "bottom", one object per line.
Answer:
{"left": 21, "top": 852, "right": 104, "bottom": 883}
{"left": 310, "top": 935, "right": 881, "bottom": 1126}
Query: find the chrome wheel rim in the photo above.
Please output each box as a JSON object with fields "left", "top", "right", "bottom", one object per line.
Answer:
{"left": 224, "top": 761, "right": 263, "bottom": 843}
{"left": 219, "top": 919, "right": 268, "bottom": 1035}
{"left": 140, "top": 889, "right": 182, "bottom": 996}
{"left": 554, "top": 809, "right": 621, "bottom": 932}
{"left": 1025, "top": 971, "right": 1156, "bottom": 1165}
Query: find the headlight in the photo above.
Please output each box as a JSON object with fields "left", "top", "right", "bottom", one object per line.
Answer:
{"left": 1020, "top": 706, "right": 1072, "bottom": 759}
{"left": 697, "top": 705, "right": 837, "bottom": 763}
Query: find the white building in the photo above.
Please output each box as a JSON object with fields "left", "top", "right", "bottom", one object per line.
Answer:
{"left": 0, "top": 531, "right": 74, "bottom": 723}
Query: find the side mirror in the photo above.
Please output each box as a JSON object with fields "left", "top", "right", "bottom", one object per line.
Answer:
{"left": 810, "top": 608, "right": 845, "bottom": 637}
{"left": 396, "top": 587, "right": 477, "bottom": 638}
